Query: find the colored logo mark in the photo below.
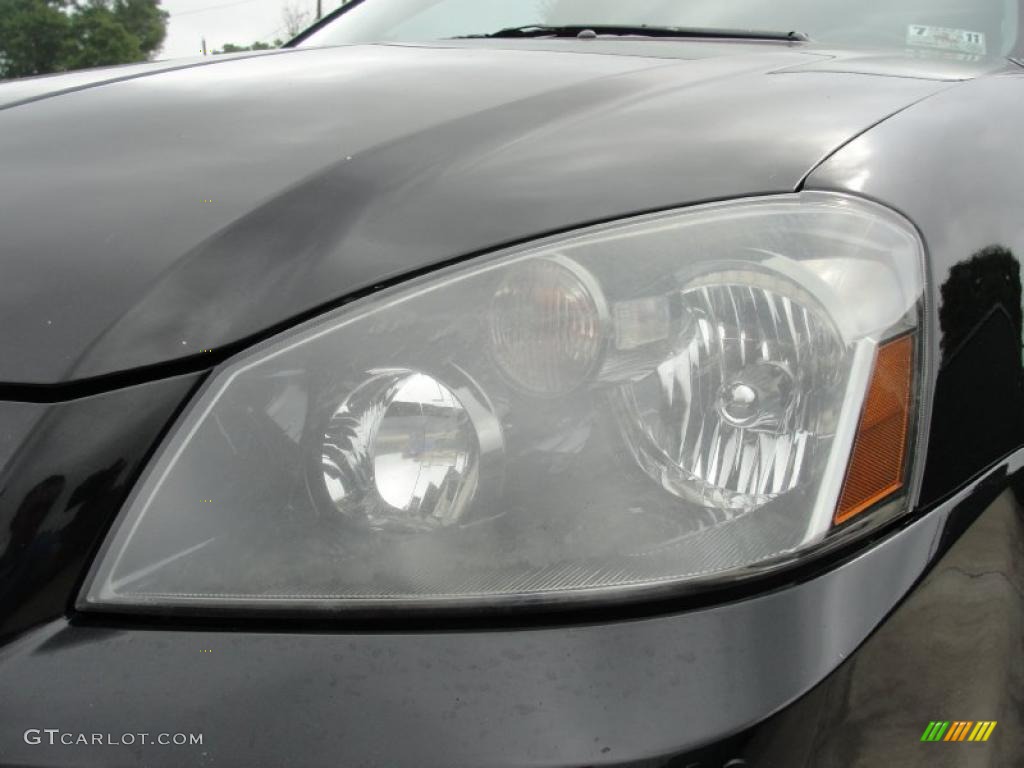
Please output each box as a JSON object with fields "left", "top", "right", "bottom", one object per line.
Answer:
{"left": 921, "top": 721, "right": 997, "bottom": 742}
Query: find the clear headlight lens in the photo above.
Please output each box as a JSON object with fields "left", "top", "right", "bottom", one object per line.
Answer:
{"left": 81, "top": 193, "right": 925, "bottom": 613}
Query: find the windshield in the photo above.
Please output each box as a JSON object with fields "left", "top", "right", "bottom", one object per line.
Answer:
{"left": 299, "top": 0, "right": 1020, "bottom": 57}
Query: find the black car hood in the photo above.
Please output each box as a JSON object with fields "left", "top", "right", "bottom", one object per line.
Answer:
{"left": 0, "top": 41, "right": 962, "bottom": 386}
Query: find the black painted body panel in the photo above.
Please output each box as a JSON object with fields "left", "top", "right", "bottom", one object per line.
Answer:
{"left": 0, "top": 41, "right": 962, "bottom": 385}
{"left": 0, "top": 375, "right": 203, "bottom": 642}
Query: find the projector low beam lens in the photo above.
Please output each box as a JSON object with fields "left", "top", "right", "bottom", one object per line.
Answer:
{"left": 373, "top": 375, "right": 473, "bottom": 514}
{"left": 321, "top": 372, "right": 480, "bottom": 532}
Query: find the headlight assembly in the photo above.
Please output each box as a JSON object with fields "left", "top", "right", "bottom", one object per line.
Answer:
{"left": 80, "top": 193, "right": 926, "bottom": 613}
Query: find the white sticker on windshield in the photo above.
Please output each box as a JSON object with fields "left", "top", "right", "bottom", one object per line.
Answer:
{"left": 907, "top": 25, "right": 987, "bottom": 55}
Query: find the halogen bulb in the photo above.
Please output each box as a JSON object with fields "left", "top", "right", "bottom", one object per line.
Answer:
{"left": 489, "top": 258, "right": 605, "bottom": 395}
{"left": 720, "top": 382, "right": 759, "bottom": 426}
{"left": 717, "top": 363, "right": 796, "bottom": 431}
{"left": 320, "top": 371, "right": 480, "bottom": 532}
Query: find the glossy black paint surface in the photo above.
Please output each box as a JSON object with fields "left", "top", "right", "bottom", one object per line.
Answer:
{"left": 0, "top": 41, "right": 967, "bottom": 385}
{"left": 0, "top": 51, "right": 276, "bottom": 110}
{"left": 0, "top": 375, "right": 203, "bottom": 642}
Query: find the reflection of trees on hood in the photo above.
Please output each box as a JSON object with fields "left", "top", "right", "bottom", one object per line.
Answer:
{"left": 0, "top": 0, "right": 168, "bottom": 79}
{"left": 939, "top": 245, "right": 1022, "bottom": 363}
{"left": 922, "top": 245, "right": 1024, "bottom": 505}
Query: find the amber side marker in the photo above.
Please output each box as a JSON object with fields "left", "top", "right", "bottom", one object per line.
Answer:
{"left": 834, "top": 333, "right": 915, "bottom": 525}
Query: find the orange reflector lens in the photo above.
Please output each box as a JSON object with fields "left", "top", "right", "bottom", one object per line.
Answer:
{"left": 834, "top": 334, "right": 914, "bottom": 525}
